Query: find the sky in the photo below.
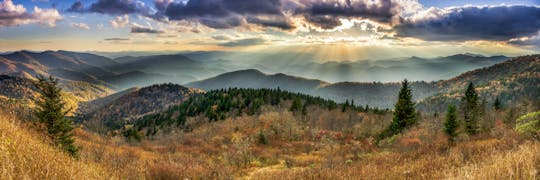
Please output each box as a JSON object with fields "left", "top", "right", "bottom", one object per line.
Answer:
{"left": 0, "top": 0, "right": 539, "bottom": 60}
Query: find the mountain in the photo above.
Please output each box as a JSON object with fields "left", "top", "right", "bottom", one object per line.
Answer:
{"left": 128, "top": 88, "right": 377, "bottom": 138}
{"left": 315, "top": 81, "right": 439, "bottom": 108}
{"left": 0, "top": 75, "right": 35, "bottom": 103}
{"left": 82, "top": 83, "right": 203, "bottom": 132}
{"left": 0, "top": 74, "right": 112, "bottom": 114}
{"left": 249, "top": 54, "right": 509, "bottom": 83}
{"left": 186, "top": 69, "right": 329, "bottom": 94}
{"left": 0, "top": 50, "right": 117, "bottom": 88}
{"left": 184, "top": 55, "right": 537, "bottom": 109}
{"left": 418, "top": 54, "right": 540, "bottom": 112}
{"left": 0, "top": 51, "right": 511, "bottom": 91}
{"left": 101, "top": 71, "right": 171, "bottom": 89}
{"left": 185, "top": 69, "right": 439, "bottom": 108}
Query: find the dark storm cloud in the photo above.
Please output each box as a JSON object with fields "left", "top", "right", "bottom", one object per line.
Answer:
{"left": 67, "top": 0, "right": 151, "bottom": 15}
{"left": 164, "top": 0, "right": 283, "bottom": 20}
{"left": 303, "top": 15, "right": 342, "bottom": 30}
{"left": 164, "top": 0, "right": 230, "bottom": 20}
{"left": 223, "top": 0, "right": 283, "bottom": 15}
{"left": 130, "top": 25, "right": 164, "bottom": 34}
{"left": 246, "top": 16, "right": 295, "bottom": 30}
{"left": 66, "top": 1, "right": 85, "bottom": 13}
{"left": 160, "top": 0, "right": 411, "bottom": 30}
{"left": 218, "top": 38, "right": 266, "bottom": 47}
{"left": 395, "top": 5, "right": 540, "bottom": 41}
{"left": 200, "top": 16, "right": 243, "bottom": 29}
{"left": 162, "top": 0, "right": 294, "bottom": 29}
{"left": 295, "top": 0, "right": 407, "bottom": 29}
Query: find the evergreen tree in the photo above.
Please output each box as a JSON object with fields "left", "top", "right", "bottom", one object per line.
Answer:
{"left": 342, "top": 100, "right": 350, "bottom": 112}
{"left": 289, "top": 97, "right": 302, "bottom": 113}
{"left": 444, "top": 105, "right": 459, "bottom": 143}
{"left": 301, "top": 103, "right": 308, "bottom": 116}
{"left": 461, "top": 82, "right": 479, "bottom": 135}
{"left": 494, "top": 96, "right": 502, "bottom": 110}
{"left": 389, "top": 79, "right": 417, "bottom": 135}
{"left": 33, "top": 75, "right": 79, "bottom": 157}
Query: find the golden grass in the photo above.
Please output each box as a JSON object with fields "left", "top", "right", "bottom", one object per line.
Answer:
{"left": 0, "top": 111, "right": 114, "bottom": 179}
{"left": 1, "top": 107, "right": 539, "bottom": 179}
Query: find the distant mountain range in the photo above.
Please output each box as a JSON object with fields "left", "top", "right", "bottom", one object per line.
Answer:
{"left": 252, "top": 54, "right": 509, "bottom": 83}
{"left": 187, "top": 55, "right": 539, "bottom": 109}
{"left": 0, "top": 50, "right": 510, "bottom": 91}
{"left": 186, "top": 69, "right": 328, "bottom": 94}
{"left": 0, "top": 50, "right": 535, "bottom": 110}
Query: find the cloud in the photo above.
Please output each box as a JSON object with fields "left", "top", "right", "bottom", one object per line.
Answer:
{"left": 395, "top": 5, "right": 540, "bottom": 41}
{"left": 246, "top": 16, "right": 295, "bottom": 30}
{"left": 211, "top": 34, "right": 232, "bottom": 40}
{"left": 66, "top": 1, "right": 84, "bottom": 13}
{"left": 96, "top": 23, "right": 104, "bottom": 30}
{"left": 508, "top": 34, "right": 540, "bottom": 47}
{"left": 104, "top": 37, "right": 130, "bottom": 41}
{"left": 200, "top": 16, "right": 243, "bottom": 29}
{"left": 295, "top": 0, "right": 421, "bottom": 29}
{"left": 162, "top": 0, "right": 294, "bottom": 30}
{"left": 70, "top": 22, "right": 90, "bottom": 30}
{"left": 67, "top": 0, "right": 151, "bottom": 15}
{"left": 218, "top": 38, "right": 266, "bottom": 47}
{"left": 110, "top": 15, "right": 129, "bottom": 28}
{"left": 0, "top": 0, "right": 62, "bottom": 27}
{"left": 130, "top": 24, "right": 164, "bottom": 33}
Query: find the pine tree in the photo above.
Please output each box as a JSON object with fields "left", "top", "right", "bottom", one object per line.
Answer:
{"left": 290, "top": 97, "right": 302, "bottom": 113}
{"left": 342, "top": 100, "right": 350, "bottom": 112}
{"left": 301, "top": 103, "right": 307, "bottom": 116}
{"left": 389, "top": 79, "right": 417, "bottom": 136}
{"left": 461, "top": 82, "right": 479, "bottom": 135}
{"left": 444, "top": 105, "right": 459, "bottom": 143}
{"left": 33, "top": 75, "right": 79, "bottom": 157}
{"left": 494, "top": 96, "right": 502, "bottom": 110}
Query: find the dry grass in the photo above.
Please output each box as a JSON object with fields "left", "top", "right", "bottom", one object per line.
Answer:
{"left": 1, "top": 106, "right": 539, "bottom": 179}
{"left": 0, "top": 110, "right": 114, "bottom": 179}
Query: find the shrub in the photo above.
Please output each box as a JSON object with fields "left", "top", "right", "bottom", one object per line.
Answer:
{"left": 515, "top": 111, "right": 540, "bottom": 139}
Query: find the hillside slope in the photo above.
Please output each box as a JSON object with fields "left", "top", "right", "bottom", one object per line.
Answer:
{"left": 185, "top": 55, "right": 537, "bottom": 109}
{"left": 83, "top": 83, "right": 203, "bottom": 132}
{"left": 419, "top": 54, "right": 540, "bottom": 112}
{"left": 186, "top": 69, "right": 329, "bottom": 94}
{"left": 0, "top": 109, "right": 112, "bottom": 179}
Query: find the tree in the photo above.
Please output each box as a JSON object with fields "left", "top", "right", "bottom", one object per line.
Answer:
{"left": 461, "top": 82, "right": 479, "bottom": 135}
{"left": 33, "top": 75, "right": 78, "bottom": 157}
{"left": 389, "top": 79, "right": 417, "bottom": 136}
{"left": 342, "top": 100, "right": 350, "bottom": 112}
{"left": 444, "top": 105, "right": 459, "bottom": 143}
{"left": 494, "top": 96, "right": 502, "bottom": 110}
{"left": 289, "top": 97, "right": 302, "bottom": 113}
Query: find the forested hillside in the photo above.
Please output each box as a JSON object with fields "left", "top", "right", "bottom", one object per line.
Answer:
{"left": 127, "top": 88, "right": 385, "bottom": 139}
{"left": 419, "top": 55, "right": 540, "bottom": 112}
{"left": 82, "top": 84, "right": 203, "bottom": 133}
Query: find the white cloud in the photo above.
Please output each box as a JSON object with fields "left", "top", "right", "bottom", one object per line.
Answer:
{"left": 110, "top": 15, "right": 129, "bottom": 28}
{"left": 0, "top": 0, "right": 62, "bottom": 27}
{"left": 71, "top": 22, "right": 90, "bottom": 30}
